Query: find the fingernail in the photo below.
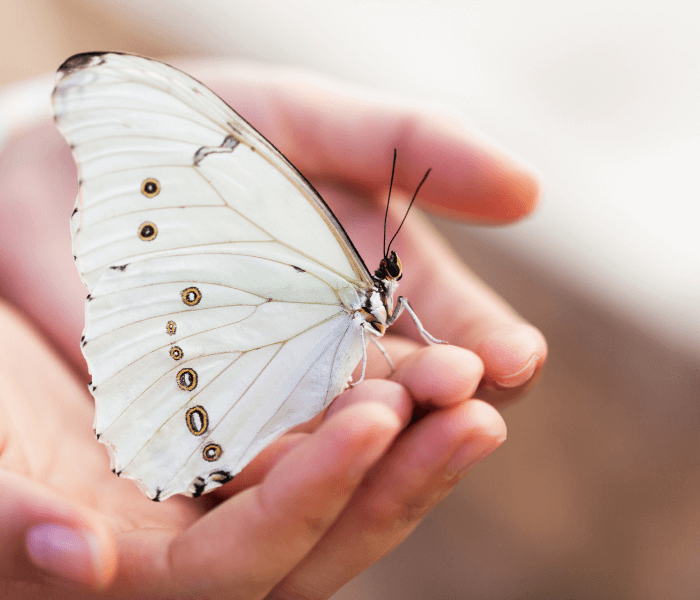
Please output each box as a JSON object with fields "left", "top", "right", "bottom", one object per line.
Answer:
{"left": 445, "top": 435, "right": 506, "bottom": 480}
{"left": 26, "top": 524, "right": 101, "bottom": 587}
{"left": 493, "top": 354, "right": 539, "bottom": 388}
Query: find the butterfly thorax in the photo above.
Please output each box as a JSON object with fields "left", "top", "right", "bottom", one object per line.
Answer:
{"left": 359, "top": 250, "right": 403, "bottom": 336}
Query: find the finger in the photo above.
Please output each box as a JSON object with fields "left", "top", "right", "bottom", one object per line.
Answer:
{"left": 476, "top": 349, "right": 546, "bottom": 407}
{"left": 300, "top": 176, "right": 547, "bottom": 406}
{"left": 203, "top": 432, "right": 309, "bottom": 502}
{"left": 325, "top": 378, "right": 413, "bottom": 424}
{"left": 386, "top": 207, "right": 548, "bottom": 404}
{"left": 0, "top": 471, "right": 116, "bottom": 591}
{"left": 0, "top": 130, "right": 85, "bottom": 376}
{"left": 267, "top": 399, "right": 506, "bottom": 600}
{"left": 289, "top": 360, "right": 415, "bottom": 432}
{"left": 183, "top": 59, "right": 541, "bottom": 223}
{"left": 389, "top": 343, "right": 484, "bottom": 408}
{"left": 348, "top": 334, "right": 421, "bottom": 381}
{"left": 208, "top": 378, "right": 414, "bottom": 504}
{"left": 162, "top": 401, "right": 401, "bottom": 598}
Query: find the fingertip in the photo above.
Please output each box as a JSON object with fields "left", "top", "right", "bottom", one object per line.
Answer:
{"left": 433, "top": 398, "right": 506, "bottom": 444}
{"left": 25, "top": 523, "right": 116, "bottom": 591}
{"left": 463, "top": 399, "right": 508, "bottom": 443}
{"left": 444, "top": 400, "right": 507, "bottom": 480}
{"left": 477, "top": 323, "right": 547, "bottom": 389}
{"left": 0, "top": 474, "right": 117, "bottom": 592}
{"left": 393, "top": 344, "right": 485, "bottom": 407}
{"left": 499, "top": 154, "right": 544, "bottom": 220}
{"left": 407, "top": 116, "right": 544, "bottom": 223}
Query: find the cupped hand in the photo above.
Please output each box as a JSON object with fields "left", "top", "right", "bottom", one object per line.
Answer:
{"left": 0, "top": 58, "right": 545, "bottom": 599}
{"left": 0, "top": 300, "right": 503, "bottom": 600}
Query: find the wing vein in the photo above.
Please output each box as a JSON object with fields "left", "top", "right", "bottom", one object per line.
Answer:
{"left": 161, "top": 311, "right": 351, "bottom": 491}
{"left": 84, "top": 251, "right": 358, "bottom": 306}
{"left": 92, "top": 306, "right": 347, "bottom": 388}
{"left": 83, "top": 205, "right": 228, "bottom": 228}
{"left": 90, "top": 302, "right": 262, "bottom": 337}
{"left": 160, "top": 342, "right": 286, "bottom": 490}
{"left": 62, "top": 106, "right": 225, "bottom": 136}
{"left": 233, "top": 319, "right": 355, "bottom": 471}
{"left": 191, "top": 168, "right": 366, "bottom": 287}
{"left": 101, "top": 349, "right": 242, "bottom": 438}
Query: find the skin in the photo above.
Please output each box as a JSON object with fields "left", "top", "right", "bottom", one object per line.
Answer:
{"left": 0, "top": 60, "right": 547, "bottom": 599}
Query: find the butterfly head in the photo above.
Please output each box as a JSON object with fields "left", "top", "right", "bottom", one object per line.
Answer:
{"left": 377, "top": 150, "right": 429, "bottom": 289}
{"left": 374, "top": 250, "right": 402, "bottom": 283}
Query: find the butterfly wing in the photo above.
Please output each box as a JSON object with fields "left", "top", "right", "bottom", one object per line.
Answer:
{"left": 53, "top": 52, "right": 371, "bottom": 500}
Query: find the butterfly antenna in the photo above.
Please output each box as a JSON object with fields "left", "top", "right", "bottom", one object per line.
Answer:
{"left": 383, "top": 149, "right": 397, "bottom": 258}
{"left": 386, "top": 167, "right": 431, "bottom": 255}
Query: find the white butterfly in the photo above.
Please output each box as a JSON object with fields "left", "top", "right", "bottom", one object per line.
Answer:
{"left": 52, "top": 52, "right": 443, "bottom": 502}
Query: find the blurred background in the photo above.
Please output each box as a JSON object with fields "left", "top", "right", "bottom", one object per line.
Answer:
{"left": 1, "top": 1, "right": 698, "bottom": 598}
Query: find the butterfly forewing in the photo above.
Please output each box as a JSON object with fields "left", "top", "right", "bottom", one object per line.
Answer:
{"left": 55, "top": 53, "right": 372, "bottom": 289}
{"left": 53, "top": 52, "right": 372, "bottom": 500}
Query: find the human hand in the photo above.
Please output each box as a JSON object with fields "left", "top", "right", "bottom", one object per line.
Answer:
{"left": 0, "top": 59, "right": 545, "bottom": 599}
{"left": 0, "top": 299, "right": 502, "bottom": 599}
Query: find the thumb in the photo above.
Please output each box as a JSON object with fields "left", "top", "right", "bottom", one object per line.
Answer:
{"left": 0, "top": 471, "right": 117, "bottom": 591}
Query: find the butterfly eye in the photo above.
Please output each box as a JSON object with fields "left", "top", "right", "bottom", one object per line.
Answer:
{"left": 385, "top": 251, "right": 402, "bottom": 280}
{"left": 166, "top": 320, "right": 177, "bottom": 335}
{"left": 170, "top": 346, "right": 183, "bottom": 360}
{"left": 386, "top": 261, "right": 401, "bottom": 279}
{"left": 141, "top": 178, "right": 160, "bottom": 197}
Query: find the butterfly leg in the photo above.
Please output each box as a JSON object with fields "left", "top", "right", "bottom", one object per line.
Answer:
{"left": 369, "top": 336, "right": 395, "bottom": 375}
{"left": 349, "top": 326, "right": 368, "bottom": 387}
{"left": 388, "top": 297, "right": 447, "bottom": 344}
